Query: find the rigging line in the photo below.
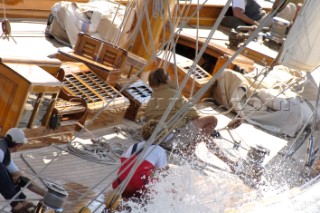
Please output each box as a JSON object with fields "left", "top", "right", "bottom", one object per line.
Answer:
{"left": 286, "top": 102, "right": 320, "bottom": 157}
{"left": 142, "top": 0, "right": 157, "bottom": 57}
{"left": 103, "top": 0, "right": 122, "bottom": 45}
{"left": 170, "top": 39, "right": 187, "bottom": 91}
{"left": 190, "top": 0, "right": 200, "bottom": 98}
{"left": 161, "top": 2, "right": 181, "bottom": 89}
{"left": 179, "top": 0, "right": 193, "bottom": 25}
{"left": 306, "top": 77, "right": 320, "bottom": 169}
{"left": 20, "top": 153, "right": 47, "bottom": 187}
{"left": 1, "top": 0, "right": 6, "bottom": 19}
{"left": 120, "top": 0, "right": 142, "bottom": 47}
{"left": 117, "top": 1, "right": 137, "bottom": 48}
{"left": 160, "top": 4, "right": 187, "bottom": 89}
{"left": 136, "top": 13, "right": 153, "bottom": 56}
{"left": 112, "top": 0, "right": 135, "bottom": 45}
{"left": 233, "top": 67, "right": 271, "bottom": 120}
{"left": 127, "top": 0, "right": 150, "bottom": 51}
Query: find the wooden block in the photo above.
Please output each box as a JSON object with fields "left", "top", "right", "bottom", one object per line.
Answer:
{"left": 116, "top": 79, "right": 152, "bottom": 122}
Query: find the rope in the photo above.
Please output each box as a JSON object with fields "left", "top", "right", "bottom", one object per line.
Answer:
{"left": 67, "top": 140, "right": 126, "bottom": 165}
{"left": 152, "top": 0, "right": 164, "bottom": 18}
{"left": 2, "top": 0, "right": 6, "bottom": 19}
{"left": 190, "top": 0, "right": 200, "bottom": 98}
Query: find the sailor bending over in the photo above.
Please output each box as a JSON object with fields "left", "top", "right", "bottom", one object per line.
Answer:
{"left": 0, "top": 128, "right": 46, "bottom": 213}
{"left": 112, "top": 120, "right": 168, "bottom": 199}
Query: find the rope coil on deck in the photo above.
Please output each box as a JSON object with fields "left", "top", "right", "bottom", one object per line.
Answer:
{"left": 67, "top": 140, "right": 126, "bottom": 165}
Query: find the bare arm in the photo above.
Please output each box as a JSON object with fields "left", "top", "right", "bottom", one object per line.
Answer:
{"left": 27, "top": 183, "right": 47, "bottom": 197}
{"left": 233, "top": 7, "right": 259, "bottom": 25}
{"left": 11, "top": 171, "right": 47, "bottom": 197}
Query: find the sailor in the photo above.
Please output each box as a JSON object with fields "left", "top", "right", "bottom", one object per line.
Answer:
{"left": 0, "top": 128, "right": 46, "bottom": 213}
{"left": 112, "top": 120, "right": 168, "bottom": 199}
{"left": 221, "top": 0, "right": 297, "bottom": 29}
{"left": 144, "top": 67, "right": 218, "bottom": 153}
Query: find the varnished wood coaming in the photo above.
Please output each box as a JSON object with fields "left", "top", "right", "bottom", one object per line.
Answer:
{"left": 0, "top": 59, "right": 89, "bottom": 143}
{"left": 177, "top": 33, "right": 255, "bottom": 74}
{"left": 0, "top": 61, "right": 61, "bottom": 135}
{"left": 0, "top": 0, "right": 88, "bottom": 19}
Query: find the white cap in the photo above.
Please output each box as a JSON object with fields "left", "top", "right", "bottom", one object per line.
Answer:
{"left": 5, "top": 128, "right": 28, "bottom": 144}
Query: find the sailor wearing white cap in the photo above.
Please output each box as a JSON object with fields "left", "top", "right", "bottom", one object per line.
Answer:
{"left": 0, "top": 128, "right": 46, "bottom": 213}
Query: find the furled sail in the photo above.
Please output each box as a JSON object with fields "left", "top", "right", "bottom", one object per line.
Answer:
{"left": 277, "top": 0, "right": 320, "bottom": 72}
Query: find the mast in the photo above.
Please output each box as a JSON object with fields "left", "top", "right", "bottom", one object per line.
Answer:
{"left": 126, "top": 0, "right": 177, "bottom": 70}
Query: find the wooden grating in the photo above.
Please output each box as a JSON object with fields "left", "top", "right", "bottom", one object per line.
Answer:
{"left": 182, "top": 65, "right": 211, "bottom": 80}
{"left": 116, "top": 79, "right": 152, "bottom": 121}
{"left": 63, "top": 70, "right": 127, "bottom": 111}
{"left": 124, "top": 80, "right": 153, "bottom": 106}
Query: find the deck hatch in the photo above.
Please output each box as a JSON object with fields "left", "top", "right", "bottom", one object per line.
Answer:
{"left": 63, "top": 70, "right": 126, "bottom": 111}
{"left": 182, "top": 65, "right": 211, "bottom": 79}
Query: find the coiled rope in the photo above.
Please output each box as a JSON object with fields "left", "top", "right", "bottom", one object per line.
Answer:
{"left": 67, "top": 139, "right": 126, "bottom": 165}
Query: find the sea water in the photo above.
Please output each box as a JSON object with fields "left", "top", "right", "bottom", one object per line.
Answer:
{"left": 117, "top": 153, "right": 320, "bottom": 213}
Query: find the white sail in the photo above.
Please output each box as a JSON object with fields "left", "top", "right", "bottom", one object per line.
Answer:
{"left": 278, "top": 0, "right": 320, "bottom": 72}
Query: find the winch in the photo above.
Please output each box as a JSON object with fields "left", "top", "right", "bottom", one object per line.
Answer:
{"left": 43, "top": 182, "right": 69, "bottom": 211}
{"left": 265, "top": 16, "right": 291, "bottom": 44}
{"left": 228, "top": 26, "right": 270, "bottom": 49}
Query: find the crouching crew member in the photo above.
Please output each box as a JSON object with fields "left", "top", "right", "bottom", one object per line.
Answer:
{"left": 112, "top": 120, "right": 168, "bottom": 198}
{"left": 0, "top": 128, "right": 46, "bottom": 213}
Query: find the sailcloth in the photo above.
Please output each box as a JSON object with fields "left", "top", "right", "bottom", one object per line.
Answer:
{"left": 278, "top": 0, "right": 320, "bottom": 72}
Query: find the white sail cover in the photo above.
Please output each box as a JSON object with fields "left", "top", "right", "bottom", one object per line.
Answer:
{"left": 278, "top": 0, "right": 320, "bottom": 72}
